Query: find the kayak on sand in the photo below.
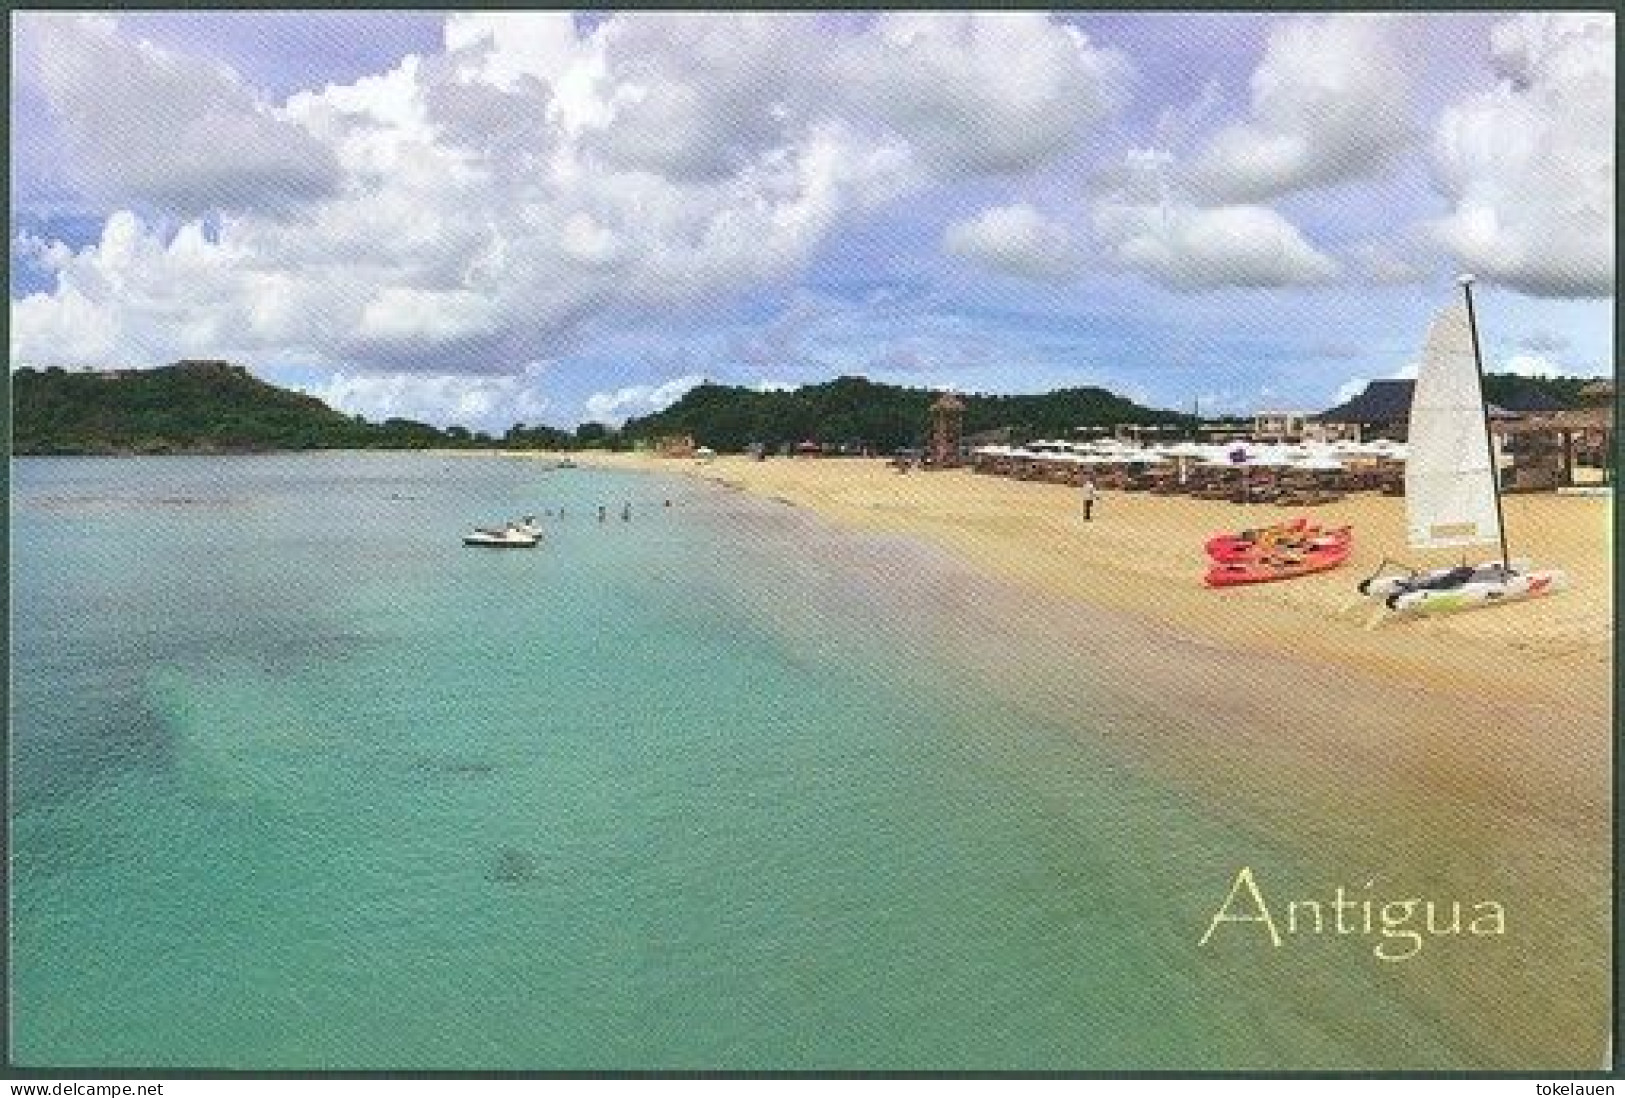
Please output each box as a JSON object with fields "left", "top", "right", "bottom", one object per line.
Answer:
{"left": 1203, "top": 541, "right": 1351, "bottom": 587}
{"left": 1207, "top": 524, "right": 1351, "bottom": 563}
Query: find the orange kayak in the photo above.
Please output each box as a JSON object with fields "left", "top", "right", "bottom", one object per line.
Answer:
{"left": 1207, "top": 524, "right": 1351, "bottom": 563}
{"left": 1203, "top": 542, "right": 1351, "bottom": 586}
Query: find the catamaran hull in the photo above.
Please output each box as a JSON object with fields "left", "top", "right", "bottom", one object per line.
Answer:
{"left": 1383, "top": 569, "right": 1567, "bottom": 614}
{"left": 1357, "top": 559, "right": 1528, "bottom": 599}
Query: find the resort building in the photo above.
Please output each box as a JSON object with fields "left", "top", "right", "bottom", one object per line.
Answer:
{"left": 1252, "top": 410, "right": 1311, "bottom": 443}
{"left": 1317, "top": 378, "right": 1614, "bottom": 489}
{"left": 652, "top": 434, "right": 697, "bottom": 458}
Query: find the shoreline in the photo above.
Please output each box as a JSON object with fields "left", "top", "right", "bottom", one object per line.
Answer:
{"left": 554, "top": 450, "right": 1611, "bottom": 714}
{"left": 566, "top": 447, "right": 1611, "bottom": 1068}
{"left": 558, "top": 448, "right": 1611, "bottom": 1069}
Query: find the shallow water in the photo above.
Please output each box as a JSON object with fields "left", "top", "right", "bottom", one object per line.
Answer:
{"left": 9, "top": 454, "right": 1605, "bottom": 1069}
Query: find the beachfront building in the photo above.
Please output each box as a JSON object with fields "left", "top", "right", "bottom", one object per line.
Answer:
{"left": 1193, "top": 417, "right": 1254, "bottom": 444}
{"left": 1317, "top": 379, "right": 1613, "bottom": 489}
{"left": 1252, "top": 410, "right": 1310, "bottom": 443}
{"left": 653, "top": 434, "right": 697, "bottom": 458}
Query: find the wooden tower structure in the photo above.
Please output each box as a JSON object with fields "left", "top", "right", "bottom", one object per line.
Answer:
{"left": 928, "top": 392, "right": 966, "bottom": 468}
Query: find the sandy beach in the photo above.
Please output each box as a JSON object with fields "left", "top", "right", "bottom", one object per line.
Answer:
{"left": 568, "top": 450, "right": 1611, "bottom": 709}
{"left": 556, "top": 448, "right": 1612, "bottom": 1068}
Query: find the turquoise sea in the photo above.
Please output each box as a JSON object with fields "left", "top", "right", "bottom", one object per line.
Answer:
{"left": 8, "top": 454, "right": 1598, "bottom": 1070}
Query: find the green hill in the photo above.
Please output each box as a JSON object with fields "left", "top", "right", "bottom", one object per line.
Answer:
{"left": 620, "top": 375, "right": 1192, "bottom": 452}
{"left": 10, "top": 360, "right": 578, "bottom": 455}
{"left": 13, "top": 360, "right": 371, "bottom": 454}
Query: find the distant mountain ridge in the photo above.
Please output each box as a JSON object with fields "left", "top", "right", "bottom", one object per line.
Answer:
{"left": 11, "top": 360, "right": 1606, "bottom": 456}
{"left": 9, "top": 363, "right": 1196, "bottom": 456}
{"left": 619, "top": 375, "right": 1193, "bottom": 452}
{"left": 10, "top": 360, "right": 571, "bottom": 455}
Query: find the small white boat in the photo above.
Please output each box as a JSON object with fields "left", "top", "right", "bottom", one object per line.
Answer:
{"left": 463, "top": 525, "right": 540, "bottom": 548}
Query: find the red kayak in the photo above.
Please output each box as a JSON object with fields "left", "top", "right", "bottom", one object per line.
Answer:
{"left": 1203, "top": 542, "right": 1352, "bottom": 587}
{"left": 1207, "top": 525, "right": 1352, "bottom": 564}
{"left": 1203, "top": 517, "right": 1311, "bottom": 559}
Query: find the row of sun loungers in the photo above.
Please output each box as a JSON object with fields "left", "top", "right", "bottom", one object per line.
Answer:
{"left": 970, "top": 453, "right": 1406, "bottom": 505}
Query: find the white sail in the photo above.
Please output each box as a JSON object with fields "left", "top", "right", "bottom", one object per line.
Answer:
{"left": 1404, "top": 302, "right": 1501, "bottom": 550}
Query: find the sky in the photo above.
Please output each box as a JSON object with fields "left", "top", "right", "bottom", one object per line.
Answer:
{"left": 9, "top": 11, "right": 1615, "bottom": 431}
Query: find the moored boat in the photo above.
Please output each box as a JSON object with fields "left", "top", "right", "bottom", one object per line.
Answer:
{"left": 463, "top": 524, "right": 541, "bottom": 548}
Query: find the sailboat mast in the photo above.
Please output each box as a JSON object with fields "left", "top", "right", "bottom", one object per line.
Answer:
{"left": 1459, "top": 275, "right": 1511, "bottom": 569}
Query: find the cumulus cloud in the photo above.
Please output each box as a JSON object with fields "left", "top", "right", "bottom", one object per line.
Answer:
{"left": 1499, "top": 353, "right": 1562, "bottom": 378}
{"left": 20, "top": 15, "right": 340, "bottom": 217}
{"left": 944, "top": 203, "right": 1080, "bottom": 281}
{"left": 1085, "top": 25, "right": 1361, "bottom": 294}
{"left": 841, "top": 13, "right": 1131, "bottom": 176}
{"left": 12, "top": 12, "right": 1133, "bottom": 390}
{"left": 1346, "top": 240, "right": 1433, "bottom": 286}
{"left": 1093, "top": 197, "right": 1340, "bottom": 290}
{"left": 303, "top": 369, "right": 554, "bottom": 432}
{"left": 1430, "top": 13, "right": 1613, "bottom": 298}
{"left": 1188, "top": 16, "right": 1415, "bottom": 202}
{"left": 582, "top": 374, "right": 707, "bottom": 425}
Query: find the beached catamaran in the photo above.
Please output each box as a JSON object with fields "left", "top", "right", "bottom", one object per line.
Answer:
{"left": 1358, "top": 276, "right": 1567, "bottom": 615}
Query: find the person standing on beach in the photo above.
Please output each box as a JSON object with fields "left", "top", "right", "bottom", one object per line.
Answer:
{"left": 1080, "top": 478, "right": 1099, "bottom": 522}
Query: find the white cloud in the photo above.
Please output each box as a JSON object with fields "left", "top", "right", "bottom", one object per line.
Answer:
{"left": 1085, "top": 24, "right": 1365, "bottom": 295}
{"left": 575, "top": 14, "right": 825, "bottom": 181}
{"left": 20, "top": 15, "right": 339, "bottom": 217}
{"left": 1331, "top": 377, "right": 1370, "bottom": 405}
{"left": 841, "top": 13, "right": 1131, "bottom": 176}
{"left": 301, "top": 370, "right": 554, "bottom": 432}
{"left": 1430, "top": 14, "right": 1613, "bottom": 298}
{"left": 1093, "top": 198, "right": 1340, "bottom": 290}
{"left": 582, "top": 373, "right": 707, "bottom": 425}
{"left": 22, "top": 12, "right": 1130, "bottom": 382}
{"left": 1188, "top": 16, "right": 1415, "bottom": 202}
{"left": 944, "top": 203, "right": 1080, "bottom": 281}
{"left": 1346, "top": 241, "right": 1432, "bottom": 286}
{"left": 1499, "top": 353, "right": 1562, "bottom": 379}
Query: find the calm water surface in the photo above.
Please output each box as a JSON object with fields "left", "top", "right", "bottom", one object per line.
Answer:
{"left": 9, "top": 453, "right": 1515, "bottom": 1069}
